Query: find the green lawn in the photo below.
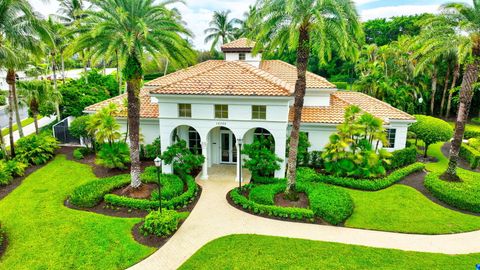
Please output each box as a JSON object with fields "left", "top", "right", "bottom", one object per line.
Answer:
{"left": 0, "top": 155, "right": 154, "bottom": 270}
{"left": 344, "top": 185, "right": 480, "bottom": 234}
{"left": 180, "top": 234, "right": 480, "bottom": 270}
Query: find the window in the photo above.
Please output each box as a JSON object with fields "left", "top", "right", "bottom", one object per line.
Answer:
{"left": 254, "top": 128, "right": 272, "bottom": 140}
{"left": 252, "top": 105, "right": 267, "bottom": 120}
{"left": 239, "top": 53, "right": 246, "bottom": 60}
{"left": 178, "top": 104, "right": 191, "bottom": 118}
{"left": 386, "top": 128, "right": 396, "bottom": 148}
{"left": 188, "top": 127, "right": 202, "bottom": 154}
{"left": 214, "top": 104, "right": 228, "bottom": 119}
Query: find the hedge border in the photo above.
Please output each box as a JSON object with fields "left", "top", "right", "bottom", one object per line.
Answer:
{"left": 459, "top": 144, "right": 480, "bottom": 169}
{"left": 297, "top": 162, "right": 425, "bottom": 191}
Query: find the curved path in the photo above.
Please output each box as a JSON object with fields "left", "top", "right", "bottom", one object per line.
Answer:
{"left": 129, "top": 168, "right": 480, "bottom": 270}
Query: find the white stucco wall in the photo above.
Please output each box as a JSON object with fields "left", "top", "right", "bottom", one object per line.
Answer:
{"left": 224, "top": 52, "right": 262, "bottom": 68}
{"left": 117, "top": 118, "right": 160, "bottom": 145}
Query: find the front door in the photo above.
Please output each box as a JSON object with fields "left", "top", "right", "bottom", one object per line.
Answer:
{"left": 220, "top": 131, "right": 237, "bottom": 163}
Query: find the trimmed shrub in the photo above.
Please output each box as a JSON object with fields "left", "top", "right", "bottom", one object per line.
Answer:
{"left": 425, "top": 173, "right": 480, "bottom": 213}
{"left": 96, "top": 142, "right": 130, "bottom": 169}
{"left": 297, "top": 182, "right": 354, "bottom": 225}
{"left": 469, "top": 138, "right": 480, "bottom": 150}
{"left": 140, "top": 209, "right": 181, "bottom": 237}
{"left": 161, "top": 140, "right": 204, "bottom": 176}
{"left": 253, "top": 176, "right": 286, "bottom": 185}
{"left": 409, "top": 115, "right": 453, "bottom": 157}
{"left": 297, "top": 163, "right": 425, "bottom": 191}
{"left": 242, "top": 136, "right": 282, "bottom": 179}
{"left": 249, "top": 184, "right": 285, "bottom": 205}
{"left": 385, "top": 146, "right": 417, "bottom": 170}
{"left": 15, "top": 134, "right": 59, "bottom": 165}
{"left": 73, "top": 149, "right": 84, "bottom": 160}
{"left": 69, "top": 175, "right": 130, "bottom": 207}
{"left": 230, "top": 186, "right": 315, "bottom": 221}
{"left": 459, "top": 144, "right": 480, "bottom": 169}
{"left": 464, "top": 125, "right": 480, "bottom": 139}
{"left": 143, "top": 168, "right": 184, "bottom": 200}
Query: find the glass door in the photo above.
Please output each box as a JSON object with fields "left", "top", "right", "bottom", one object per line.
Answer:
{"left": 220, "top": 131, "right": 237, "bottom": 163}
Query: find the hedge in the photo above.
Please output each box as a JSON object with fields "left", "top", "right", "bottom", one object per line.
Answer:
{"left": 297, "top": 182, "right": 354, "bottom": 225}
{"left": 252, "top": 176, "right": 286, "bottom": 185}
{"left": 385, "top": 146, "right": 417, "bottom": 171}
{"left": 459, "top": 144, "right": 480, "bottom": 169}
{"left": 230, "top": 186, "right": 315, "bottom": 221}
{"left": 249, "top": 184, "right": 286, "bottom": 205}
{"left": 464, "top": 125, "right": 480, "bottom": 139}
{"left": 69, "top": 175, "right": 130, "bottom": 207}
{"left": 104, "top": 175, "right": 198, "bottom": 211}
{"left": 424, "top": 173, "right": 480, "bottom": 213}
{"left": 297, "top": 162, "right": 425, "bottom": 191}
{"left": 142, "top": 167, "right": 184, "bottom": 200}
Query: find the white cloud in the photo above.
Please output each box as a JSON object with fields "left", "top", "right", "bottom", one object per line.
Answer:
{"left": 360, "top": 4, "right": 441, "bottom": 21}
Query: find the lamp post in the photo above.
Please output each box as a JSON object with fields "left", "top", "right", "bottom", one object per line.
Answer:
{"left": 237, "top": 138, "right": 243, "bottom": 190}
{"left": 154, "top": 156, "right": 162, "bottom": 213}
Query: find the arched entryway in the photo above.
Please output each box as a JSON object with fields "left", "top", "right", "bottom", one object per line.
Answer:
{"left": 206, "top": 126, "right": 238, "bottom": 165}
{"left": 242, "top": 127, "right": 276, "bottom": 151}
{"left": 170, "top": 125, "right": 202, "bottom": 154}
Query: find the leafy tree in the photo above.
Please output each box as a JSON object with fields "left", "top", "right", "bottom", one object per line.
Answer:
{"left": 409, "top": 115, "right": 453, "bottom": 158}
{"left": 242, "top": 136, "right": 282, "bottom": 180}
{"left": 253, "top": 0, "right": 363, "bottom": 195}
{"left": 74, "top": 0, "right": 195, "bottom": 188}
{"left": 69, "top": 115, "right": 94, "bottom": 149}
{"left": 161, "top": 140, "right": 205, "bottom": 177}
{"left": 443, "top": 0, "right": 480, "bottom": 180}
{"left": 204, "top": 10, "right": 241, "bottom": 51}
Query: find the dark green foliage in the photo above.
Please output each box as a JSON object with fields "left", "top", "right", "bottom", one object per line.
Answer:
{"left": 69, "top": 115, "right": 92, "bottom": 140}
{"left": 141, "top": 138, "right": 161, "bottom": 161}
{"left": 242, "top": 137, "right": 282, "bottom": 179}
{"left": 249, "top": 184, "right": 285, "bottom": 205}
{"left": 253, "top": 177, "right": 286, "bottom": 185}
{"left": 140, "top": 209, "right": 181, "bottom": 237}
{"left": 472, "top": 118, "right": 480, "bottom": 125}
{"left": 104, "top": 175, "right": 198, "bottom": 210}
{"left": 297, "top": 163, "right": 425, "bottom": 191}
{"left": 123, "top": 54, "right": 143, "bottom": 80}
{"left": 409, "top": 115, "right": 453, "bottom": 157}
{"left": 15, "top": 134, "right": 59, "bottom": 165}
{"left": 385, "top": 146, "right": 418, "bottom": 170}
{"left": 297, "top": 182, "right": 354, "bottom": 225}
{"left": 333, "top": 82, "right": 348, "bottom": 89}
{"left": 142, "top": 167, "right": 184, "bottom": 200}
{"left": 425, "top": 173, "right": 480, "bottom": 213}
{"left": 308, "top": 151, "right": 323, "bottom": 169}
{"left": 69, "top": 175, "right": 130, "bottom": 207}
{"left": 230, "top": 186, "right": 315, "bottom": 221}
{"left": 73, "top": 149, "right": 84, "bottom": 160}
{"left": 96, "top": 143, "right": 130, "bottom": 169}
{"left": 459, "top": 144, "right": 480, "bottom": 169}
{"left": 59, "top": 70, "right": 117, "bottom": 117}
{"left": 161, "top": 140, "right": 204, "bottom": 176}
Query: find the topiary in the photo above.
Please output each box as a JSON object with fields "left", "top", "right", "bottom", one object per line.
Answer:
{"left": 140, "top": 209, "right": 180, "bottom": 237}
{"left": 409, "top": 115, "right": 453, "bottom": 158}
{"left": 95, "top": 142, "right": 130, "bottom": 169}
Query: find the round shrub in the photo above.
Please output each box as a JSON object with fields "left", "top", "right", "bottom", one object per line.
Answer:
{"left": 409, "top": 115, "right": 453, "bottom": 157}
{"left": 141, "top": 209, "right": 181, "bottom": 237}
{"left": 73, "top": 149, "right": 84, "bottom": 160}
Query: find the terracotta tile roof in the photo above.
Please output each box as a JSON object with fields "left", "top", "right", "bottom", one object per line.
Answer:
{"left": 221, "top": 38, "right": 256, "bottom": 52}
{"left": 290, "top": 91, "right": 415, "bottom": 124}
{"left": 149, "top": 61, "right": 293, "bottom": 96}
{"left": 84, "top": 89, "right": 158, "bottom": 118}
{"left": 260, "top": 60, "right": 336, "bottom": 89}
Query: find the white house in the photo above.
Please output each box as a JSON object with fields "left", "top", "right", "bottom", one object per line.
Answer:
{"left": 85, "top": 38, "right": 415, "bottom": 181}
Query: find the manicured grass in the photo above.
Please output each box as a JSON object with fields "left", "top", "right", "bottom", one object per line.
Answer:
{"left": 0, "top": 155, "right": 154, "bottom": 269}
{"left": 180, "top": 234, "right": 480, "bottom": 270}
{"left": 1, "top": 116, "right": 39, "bottom": 137}
{"left": 344, "top": 185, "right": 480, "bottom": 234}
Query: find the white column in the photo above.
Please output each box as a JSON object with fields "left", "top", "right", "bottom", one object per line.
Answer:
{"left": 201, "top": 141, "right": 208, "bottom": 180}
{"left": 236, "top": 141, "right": 242, "bottom": 182}
{"left": 160, "top": 129, "right": 173, "bottom": 174}
{"left": 274, "top": 129, "right": 287, "bottom": 178}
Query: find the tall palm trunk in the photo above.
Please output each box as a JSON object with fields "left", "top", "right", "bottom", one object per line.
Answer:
{"left": 52, "top": 53, "right": 61, "bottom": 121}
{"left": 6, "top": 70, "right": 16, "bottom": 157}
{"left": 116, "top": 50, "right": 122, "bottom": 95}
{"left": 430, "top": 66, "right": 438, "bottom": 115}
{"left": 0, "top": 128, "right": 7, "bottom": 159}
{"left": 286, "top": 27, "right": 310, "bottom": 195}
{"left": 125, "top": 54, "right": 142, "bottom": 188}
{"left": 440, "top": 64, "right": 450, "bottom": 117}
{"left": 446, "top": 63, "right": 460, "bottom": 118}
{"left": 31, "top": 100, "right": 39, "bottom": 135}
{"left": 444, "top": 55, "right": 479, "bottom": 180}
{"left": 61, "top": 52, "right": 66, "bottom": 84}
{"left": 6, "top": 69, "right": 24, "bottom": 138}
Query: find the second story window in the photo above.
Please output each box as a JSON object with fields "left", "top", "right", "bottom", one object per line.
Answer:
{"left": 214, "top": 104, "right": 228, "bottom": 119}
{"left": 386, "top": 128, "right": 396, "bottom": 148}
{"left": 252, "top": 105, "right": 266, "bottom": 120}
{"left": 239, "top": 53, "right": 246, "bottom": 61}
{"left": 178, "top": 104, "right": 192, "bottom": 118}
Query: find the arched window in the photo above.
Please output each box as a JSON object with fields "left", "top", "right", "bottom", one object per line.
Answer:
{"left": 254, "top": 128, "right": 271, "bottom": 140}
{"left": 188, "top": 127, "right": 202, "bottom": 154}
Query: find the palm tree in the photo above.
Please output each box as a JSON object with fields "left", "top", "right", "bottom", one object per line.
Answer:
{"left": 235, "top": 6, "right": 257, "bottom": 38}
{"left": 75, "top": 0, "right": 194, "bottom": 188}
{"left": 442, "top": 0, "right": 480, "bottom": 180}
{"left": 204, "top": 10, "right": 241, "bottom": 51}
{"left": 253, "top": 0, "right": 363, "bottom": 195}
{"left": 17, "top": 80, "right": 53, "bottom": 134}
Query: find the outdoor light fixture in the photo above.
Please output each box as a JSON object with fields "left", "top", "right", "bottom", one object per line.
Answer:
{"left": 237, "top": 139, "right": 243, "bottom": 190}
{"left": 154, "top": 156, "right": 162, "bottom": 213}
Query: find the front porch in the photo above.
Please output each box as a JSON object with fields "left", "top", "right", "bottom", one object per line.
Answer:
{"left": 199, "top": 164, "right": 251, "bottom": 183}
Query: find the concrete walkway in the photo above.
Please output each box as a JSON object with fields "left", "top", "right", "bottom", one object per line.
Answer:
{"left": 129, "top": 167, "right": 480, "bottom": 270}
{"left": 3, "top": 115, "right": 56, "bottom": 146}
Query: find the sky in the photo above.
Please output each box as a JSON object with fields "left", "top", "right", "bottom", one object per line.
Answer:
{"left": 30, "top": 0, "right": 471, "bottom": 50}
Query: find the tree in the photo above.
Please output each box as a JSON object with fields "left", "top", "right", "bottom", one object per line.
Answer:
{"left": 204, "top": 10, "right": 241, "bottom": 51}
{"left": 161, "top": 140, "right": 205, "bottom": 177}
{"left": 75, "top": 0, "right": 194, "bottom": 188}
{"left": 253, "top": 0, "right": 363, "bottom": 196}
{"left": 409, "top": 115, "right": 453, "bottom": 158}
{"left": 442, "top": 0, "right": 480, "bottom": 181}
{"left": 87, "top": 103, "right": 121, "bottom": 146}
{"left": 17, "top": 80, "right": 54, "bottom": 134}
{"left": 243, "top": 136, "right": 282, "bottom": 180}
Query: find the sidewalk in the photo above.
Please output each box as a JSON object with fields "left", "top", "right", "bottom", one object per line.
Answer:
{"left": 3, "top": 115, "right": 56, "bottom": 146}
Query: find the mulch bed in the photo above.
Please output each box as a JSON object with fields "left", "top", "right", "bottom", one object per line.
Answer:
{"left": 274, "top": 192, "right": 309, "bottom": 208}
{"left": 117, "top": 183, "right": 157, "bottom": 199}
{"left": 226, "top": 190, "right": 328, "bottom": 226}
{"left": 441, "top": 142, "right": 480, "bottom": 173}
